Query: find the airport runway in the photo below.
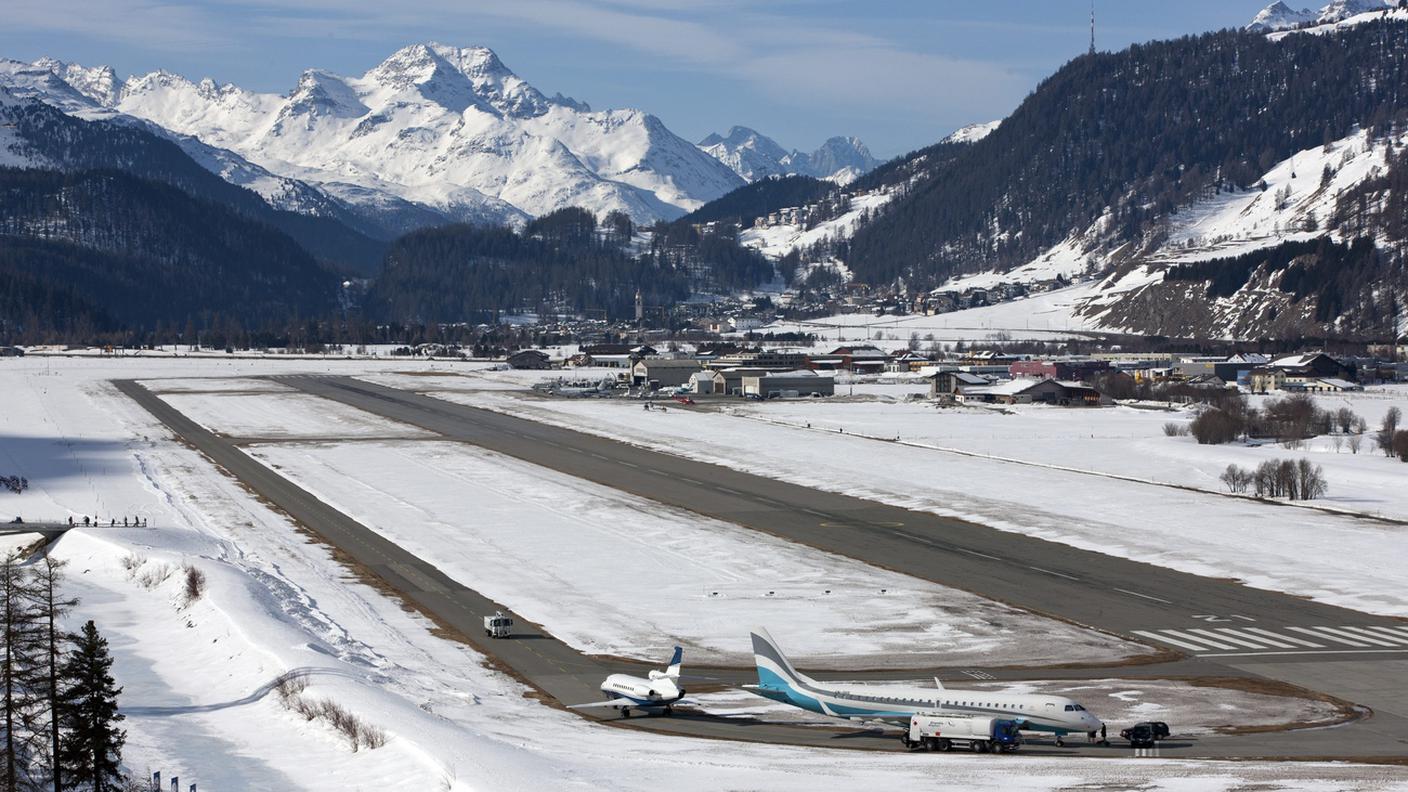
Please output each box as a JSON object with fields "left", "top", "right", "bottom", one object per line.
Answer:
{"left": 117, "top": 377, "right": 1408, "bottom": 759}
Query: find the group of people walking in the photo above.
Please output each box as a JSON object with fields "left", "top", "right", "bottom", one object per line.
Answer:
{"left": 67, "top": 515, "right": 148, "bottom": 528}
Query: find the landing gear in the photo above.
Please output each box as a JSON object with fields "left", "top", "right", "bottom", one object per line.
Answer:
{"left": 620, "top": 707, "right": 630, "bottom": 718}
{"left": 664, "top": 705, "right": 674, "bottom": 716}
{"left": 1054, "top": 736, "right": 1065, "bottom": 747}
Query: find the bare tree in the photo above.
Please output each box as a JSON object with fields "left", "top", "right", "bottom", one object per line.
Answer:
{"left": 32, "top": 555, "right": 77, "bottom": 792}
{"left": 1335, "top": 406, "right": 1358, "bottom": 434}
{"left": 1276, "top": 459, "right": 1299, "bottom": 500}
{"left": 1394, "top": 430, "right": 1408, "bottom": 462}
{"left": 1349, "top": 432, "right": 1363, "bottom": 454}
{"left": 1379, "top": 407, "right": 1402, "bottom": 456}
{"left": 1296, "top": 458, "right": 1329, "bottom": 500}
{"left": 1219, "top": 464, "right": 1252, "bottom": 493}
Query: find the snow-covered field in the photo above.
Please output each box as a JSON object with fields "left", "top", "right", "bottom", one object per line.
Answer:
{"left": 6, "top": 355, "right": 1408, "bottom": 790}
{"left": 698, "top": 677, "right": 1342, "bottom": 736}
{"left": 242, "top": 438, "right": 1137, "bottom": 667}
{"left": 759, "top": 282, "right": 1104, "bottom": 349}
{"left": 433, "top": 385, "right": 1408, "bottom": 617}
{"left": 727, "top": 387, "right": 1408, "bottom": 524}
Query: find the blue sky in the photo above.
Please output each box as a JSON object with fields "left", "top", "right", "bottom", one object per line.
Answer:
{"left": 3, "top": 1, "right": 1271, "bottom": 158}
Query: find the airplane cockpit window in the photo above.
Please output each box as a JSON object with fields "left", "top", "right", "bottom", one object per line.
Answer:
{"left": 1064, "top": 705, "right": 1075, "bottom": 711}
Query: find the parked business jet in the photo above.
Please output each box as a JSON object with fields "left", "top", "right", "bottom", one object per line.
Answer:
{"left": 570, "top": 646, "right": 687, "bottom": 717}
{"left": 747, "top": 628, "right": 1103, "bottom": 744}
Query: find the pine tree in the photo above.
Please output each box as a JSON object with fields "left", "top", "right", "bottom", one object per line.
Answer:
{"left": 56, "top": 622, "right": 124, "bottom": 792}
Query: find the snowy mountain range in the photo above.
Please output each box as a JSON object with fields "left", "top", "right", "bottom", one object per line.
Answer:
{"left": 0, "top": 43, "right": 772, "bottom": 230}
{"left": 1246, "top": 0, "right": 1394, "bottom": 31}
{"left": 697, "top": 126, "right": 878, "bottom": 184}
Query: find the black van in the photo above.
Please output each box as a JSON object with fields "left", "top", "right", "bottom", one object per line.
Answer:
{"left": 1120, "top": 723, "right": 1157, "bottom": 748}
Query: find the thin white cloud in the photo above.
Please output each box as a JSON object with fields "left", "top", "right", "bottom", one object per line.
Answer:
{"left": 5, "top": 0, "right": 233, "bottom": 52}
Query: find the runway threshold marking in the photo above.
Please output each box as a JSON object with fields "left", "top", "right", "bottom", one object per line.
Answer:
{"left": 1134, "top": 625, "right": 1408, "bottom": 654}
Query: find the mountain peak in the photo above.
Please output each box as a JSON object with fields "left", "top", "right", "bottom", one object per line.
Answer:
{"left": 364, "top": 42, "right": 548, "bottom": 118}
{"left": 31, "top": 57, "right": 119, "bottom": 106}
{"left": 699, "top": 126, "right": 877, "bottom": 183}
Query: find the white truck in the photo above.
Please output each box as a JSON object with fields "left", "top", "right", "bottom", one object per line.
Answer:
{"left": 903, "top": 714, "right": 1023, "bottom": 753}
{"left": 483, "top": 611, "right": 514, "bottom": 639}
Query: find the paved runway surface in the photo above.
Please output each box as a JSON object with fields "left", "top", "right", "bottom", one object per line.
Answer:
{"left": 117, "top": 377, "right": 1408, "bottom": 759}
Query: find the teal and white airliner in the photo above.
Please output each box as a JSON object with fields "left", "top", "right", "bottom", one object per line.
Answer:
{"left": 747, "top": 628, "right": 1104, "bottom": 744}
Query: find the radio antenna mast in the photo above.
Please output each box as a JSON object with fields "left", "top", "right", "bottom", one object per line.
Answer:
{"left": 1089, "top": 1, "right": 1096, "bottom": 56}
{"left": 1086, "top": 1, "right": 1098, "bottom": 55}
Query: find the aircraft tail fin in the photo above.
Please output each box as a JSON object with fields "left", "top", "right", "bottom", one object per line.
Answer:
{"left": 751, "top": 627, "right": 811, "bottom": 690}
{"left": 665, "top": 645, "right": 683, "bottom": 679}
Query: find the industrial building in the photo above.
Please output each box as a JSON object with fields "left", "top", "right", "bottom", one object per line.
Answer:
{"left": 631, "top": 358, "right": 703, "bottom": 389}
{"left": 741, "top": 370, "right": 835, "bottom": 399}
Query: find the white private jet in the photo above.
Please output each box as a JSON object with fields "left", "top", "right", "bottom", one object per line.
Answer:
{"left": 747, "top": 628, "right": 1103, "bottom": 745}
{"left": 570, "top": 646, "right": 687, "bottom": 717}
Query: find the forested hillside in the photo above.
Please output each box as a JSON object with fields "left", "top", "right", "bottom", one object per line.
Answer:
{"left": 0, "top": 168, "right": 338, "bottom": 334}
{"left": 842, "top": 21, "right": 1408, "bottom": 287}
{"left": 680, "top": 175, "right": 835, "bottom": 227}
{"left": 365, "top": 207, "right": 773, "bottom": 323}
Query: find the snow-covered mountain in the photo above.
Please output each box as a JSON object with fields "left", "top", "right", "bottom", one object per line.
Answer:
{"left": 698, "top": 126, "right": 878, "bottom": 184}
{"left": 1246, "top": 0, "right": 1393, "bottom": 31}
{"left": 942, "top": 121, "right": 1001, "bottom": 145}
{"left": 0, "top": 59, "right": 356, "bottom": 222}
{"left": 1246, "top": 2, "right": 1318, "bottom": 31}
{"left": 2, "top": 44, "right": 748, "bottom": 226}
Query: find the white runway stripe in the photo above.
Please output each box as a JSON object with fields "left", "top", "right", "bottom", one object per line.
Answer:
{"left": 1186, "top": 628, "right": 1268, "bottom": 649}
{"left": 1210, "top": 625, "right": 1295, "bottom": 645}
{"left": 1133, "top": 630, "right": 1218, "bottom": 653}
{"left": 1334, "top": 626, "right": 1408, "bottom": 646}
{"left": 1288, "top": 626, "right": 1372, "bottom": 647}
{"left": 1356, "top": 625, "right": 1408, "bottom": 642}
{"left": 1159, "top": 629, "right": 1239, "bottom": 651}
{"left": 1241, "top": 627, "right": 1322, "bottom": 648}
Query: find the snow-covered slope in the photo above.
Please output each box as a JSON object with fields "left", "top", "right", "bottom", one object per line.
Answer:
{"left": 699, "top": 126, "right": 879, "bottom": 184}
{"left": 1073, "top": 126, "right": 1408, "bottom": 338}
{"left": 738, "top": 188, "right": 897, "bottom": 259}
{"left": 4, "top": 44, "right": 747, "bottom": 224}
{"left": 942, "top": 120, "right": 1001, "bottom": 145}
